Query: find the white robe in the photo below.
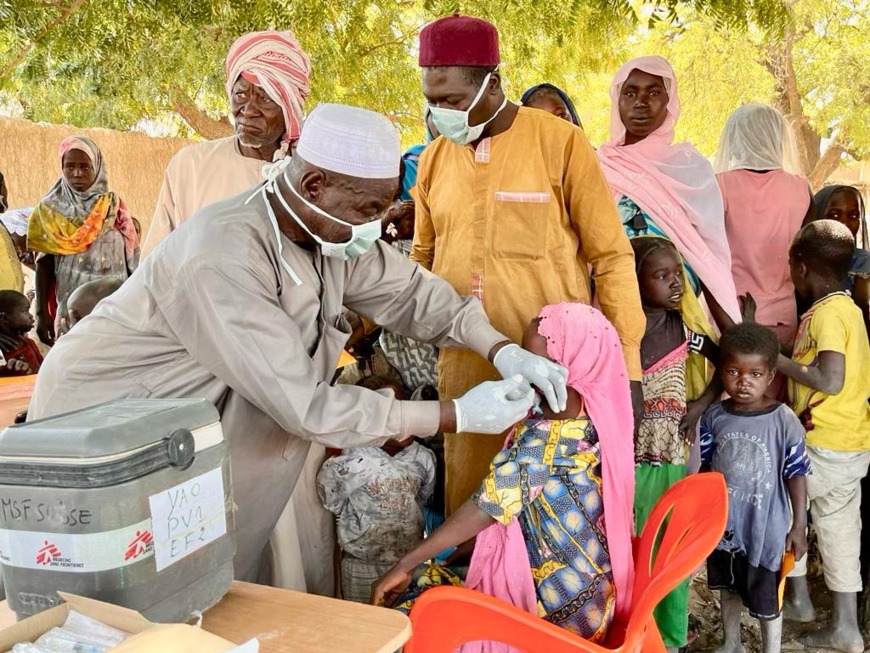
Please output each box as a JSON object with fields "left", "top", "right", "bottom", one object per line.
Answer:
{"left": 29, "top": 190, "right": 504, "bottom": 582}
{"left": 141, "top": 137, "right": 263, "bottom": 258}
{"left": 142, "top": 136, "right": 325, "bottom": 593}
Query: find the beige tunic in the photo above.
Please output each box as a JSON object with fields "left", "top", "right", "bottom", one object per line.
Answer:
{"left": 141, "top": 137, "right": 263, "bottom": 257}
{"left": 29, "top": 189, "right": 504, "bottom": 581}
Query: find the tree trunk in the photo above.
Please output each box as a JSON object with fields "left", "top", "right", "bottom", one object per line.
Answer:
{"left": 810, "top": 141, "right": 846, "bottom": 192}
{"left": 764, "top": 26, "right": 822, "bottom": 179}
{"left": 170, "top": 94, "right": 234, "bottom": 140}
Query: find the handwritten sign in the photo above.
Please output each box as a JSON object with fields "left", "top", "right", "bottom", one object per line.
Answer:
{"left": 149, "top": 467, "right": 227, "bottom": 572}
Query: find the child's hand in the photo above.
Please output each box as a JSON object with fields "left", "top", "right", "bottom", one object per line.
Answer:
{"left": 630, "top": 381, "right": 644, "bottom": 437}
{"left": 739, "top": 293, "right": 757, "bottom": 323}
{"left": 56, "top": 316, "right": 70, "bottom": 338}
{"left": 4, "top": 358, "right": 32, "bottom": 376}
{"left": 679, "top": 400, "right": 706, "bottom": 445}
{"left": 786, "top": 525, "right": 808, "bottom": 562}
{"left": 381, "top": 200, "right": 415, "bottom": 242}
{"left": 370, "top": 564, "right": 413, "bottom": 607}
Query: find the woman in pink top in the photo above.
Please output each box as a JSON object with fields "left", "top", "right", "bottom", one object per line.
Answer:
{"left": 715, "top": 104, "right": 815, "bottom": 353}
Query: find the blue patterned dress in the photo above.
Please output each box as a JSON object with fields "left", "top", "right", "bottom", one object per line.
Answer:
{"left": 395, "top": 417, "right": 615, "bottom": 642}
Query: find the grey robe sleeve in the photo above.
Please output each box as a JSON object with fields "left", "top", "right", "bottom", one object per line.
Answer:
{"left": 343, "top": 243, "right": 506, "bottom": 357}
{"left": 158, "top": 254, "right": 440, "bottom": 447}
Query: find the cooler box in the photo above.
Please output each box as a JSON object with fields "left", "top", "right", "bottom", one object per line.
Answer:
{"left": 0, "top": 399, "right": 235, "bottom": 622}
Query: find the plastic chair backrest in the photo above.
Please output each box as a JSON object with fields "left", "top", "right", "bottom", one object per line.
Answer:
{"left": 622, "top": 472, "right": 728, "bottom": 647}
{"left": 405, "top": 473, "right": 728, "bottom": 653}
{"left": 405, "top": 585, "right": 608, "bottom": 653}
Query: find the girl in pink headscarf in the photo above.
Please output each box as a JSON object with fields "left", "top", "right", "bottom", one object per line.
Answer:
{"left": 597, "top": 56, "right": 739, "bottom": 331}
{"left": 372, "top": 303, "right": 636, "bottom": 648}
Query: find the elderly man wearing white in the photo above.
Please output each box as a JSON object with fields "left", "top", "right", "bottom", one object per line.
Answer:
{"left": 29, "top": 104, "right": 567, "bottom": 583}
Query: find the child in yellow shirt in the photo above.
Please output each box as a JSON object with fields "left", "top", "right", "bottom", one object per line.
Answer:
{"left": 748, "top": 220, "right": 870, "bottom": 653}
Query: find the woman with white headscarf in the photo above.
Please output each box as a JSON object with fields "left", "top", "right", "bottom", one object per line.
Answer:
{"left": 715, "top": 103, "right": 815, "bottom": 363}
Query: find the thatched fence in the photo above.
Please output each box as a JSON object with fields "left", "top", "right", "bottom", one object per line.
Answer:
{"left": 0, "top": 117, "right": 194, "bottom": 237}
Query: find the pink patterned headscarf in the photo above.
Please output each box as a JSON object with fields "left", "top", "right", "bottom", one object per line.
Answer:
{"left": 598, "top": 56, "right": 740, "bottom": 321}
{"left": 537, "top": 302, "right": 636, "bottom": 618}
{"left": 225, "top": 30, "right": 312, "bottom": 160}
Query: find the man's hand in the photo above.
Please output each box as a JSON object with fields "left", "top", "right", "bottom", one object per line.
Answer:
{"left": 739, "top": 293, "right": 757, "bottom": 323}
{"left": 452, "top": 375, "right": 535, "bottom": 434}
{"left": 786, "top": 525, "right": 808, "bottom": 562}
{"left": 492, "top": 344, "right": 567, "bottom": 413}
{"left": 36, "top": 312, "right": 54, "bottom": 347}
{"left": 371, "top": 564, "right": 413, "bottom": 607}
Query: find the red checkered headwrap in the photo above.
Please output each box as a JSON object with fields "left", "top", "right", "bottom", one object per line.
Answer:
{"left": 226, "top": 30, "right": 312, "bottom": 153}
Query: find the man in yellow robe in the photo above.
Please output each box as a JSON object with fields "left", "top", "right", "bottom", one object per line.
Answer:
{"left": 412, "top": 15, "right": 646, "bottom": 513}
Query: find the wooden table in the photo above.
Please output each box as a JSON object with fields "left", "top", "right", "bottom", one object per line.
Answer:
{"left": 0, "top": 375, "right": 36, "bottom": 428}
{"left": 0, "top": 581, "right": 411, "bottom": 652}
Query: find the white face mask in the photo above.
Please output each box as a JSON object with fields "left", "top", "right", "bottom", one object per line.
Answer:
{"left": 428, "top": 73, "right": 507, "bottom": 145}
{"left": 273, "top": 171, "right": 382, "bottom": 261}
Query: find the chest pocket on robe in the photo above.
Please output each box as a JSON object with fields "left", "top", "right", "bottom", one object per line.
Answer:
{"left": 492, "top": 191, "right": 552, "bottom": 260}
{"left": 311, "top": 313, "right": 352, "bottom": 382}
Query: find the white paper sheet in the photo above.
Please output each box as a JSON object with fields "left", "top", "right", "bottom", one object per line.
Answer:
{"left": 149, "top": 467, "right": 227, "bottom": 572}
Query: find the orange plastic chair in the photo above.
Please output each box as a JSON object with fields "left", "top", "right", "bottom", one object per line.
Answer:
{"left": 404, "top": 472, "right": 728, "bottom": 653}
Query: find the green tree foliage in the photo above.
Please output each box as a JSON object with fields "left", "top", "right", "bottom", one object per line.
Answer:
{"left": 617, "top": 0, "right": 870, "bottom": 184}
{"left": 1, "top": 0, "right": 789, "bottom": 146}
{"left": 5, "top": 0, "right": 866, "bottom": 184}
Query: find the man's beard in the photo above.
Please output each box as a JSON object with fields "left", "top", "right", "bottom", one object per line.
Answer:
{"left": 237, "top": 132, "right": 273, "bottom": 149}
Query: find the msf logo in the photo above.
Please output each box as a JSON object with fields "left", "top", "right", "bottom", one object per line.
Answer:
{"left": 36, "top": 540, "right": 61, "bottom": 566}
{"left": 124, "top": 530, "right": 154, "bottom": 561}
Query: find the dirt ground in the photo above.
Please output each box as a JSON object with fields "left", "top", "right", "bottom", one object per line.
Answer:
{"left": 687, "top": 548, "right": 869, "bottom": 653}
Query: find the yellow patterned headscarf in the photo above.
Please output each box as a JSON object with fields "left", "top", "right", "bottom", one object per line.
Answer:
{"left": 26, "top": 194, "right": 115, "bottom": 256}
{"left": 27, "top": 136, "right": 138, "bottom": 257}
{"left": 0, "top": 225, "right": 24, "bottom": 292}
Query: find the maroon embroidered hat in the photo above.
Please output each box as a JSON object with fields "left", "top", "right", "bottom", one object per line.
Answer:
{"left": 418, "top": 14, "right": 500, "bottom": 67}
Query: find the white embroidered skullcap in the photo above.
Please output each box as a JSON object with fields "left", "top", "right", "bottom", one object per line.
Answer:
{"left": 296, "top": 104, "right": 400, "bottom": 179}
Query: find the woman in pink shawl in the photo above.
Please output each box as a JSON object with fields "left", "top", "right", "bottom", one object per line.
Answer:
{"left": 597, "top": 56, "right": 739, "bottom": 330}
{"left": 372, "top": 303, "right": 636, "bottom": 647}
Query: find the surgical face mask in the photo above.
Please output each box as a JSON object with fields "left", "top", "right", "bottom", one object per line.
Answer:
{"left": 273, "top": 171, "right": 382, "bottom": 261}
{"left": 428, "top": 73, "right": 508, "bottom": 145}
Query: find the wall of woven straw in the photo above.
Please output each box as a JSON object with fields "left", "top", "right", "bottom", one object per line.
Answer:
{"left": 0, "top": 117, "right": 194, "bottom": 236}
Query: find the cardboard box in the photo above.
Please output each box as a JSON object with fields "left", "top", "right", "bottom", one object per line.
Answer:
{"left": 0, "top": 592, "right": 247, "bottom": 652}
